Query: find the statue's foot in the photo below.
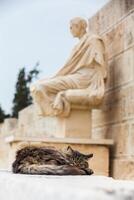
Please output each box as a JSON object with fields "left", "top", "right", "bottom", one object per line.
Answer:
{"left": 52, "top": 92, "right": 64, "bottom": 113}
{"left": 52, "top": 92, "right": 71, "bottom": 117}
{"left": 52, "top": 103, "right": 63, "bottom": 116}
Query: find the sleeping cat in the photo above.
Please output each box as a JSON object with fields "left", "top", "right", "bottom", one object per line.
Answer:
{"left": 12, "top": 145, "right": 93, "bottom": 175}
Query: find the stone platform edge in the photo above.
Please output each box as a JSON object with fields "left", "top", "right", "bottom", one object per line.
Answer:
{"left": 5, "top": 135, "right": 114, "bottom": 146}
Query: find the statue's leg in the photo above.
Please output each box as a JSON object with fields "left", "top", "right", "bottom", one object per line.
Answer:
{"left": 52, "top": 91, "right": 71, "bottom": 117}
{"left": 30, "top": 75, "right": 80, "bottom": 116}
{"left": 30, "top": 82, "right": 55, "bottom": 116}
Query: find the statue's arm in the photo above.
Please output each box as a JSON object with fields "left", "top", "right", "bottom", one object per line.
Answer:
{"left": 89, "top": 38, "right": 106, "bottom": 67}
{"left": 53, "top": 45, "right": 77, "bottom": 77}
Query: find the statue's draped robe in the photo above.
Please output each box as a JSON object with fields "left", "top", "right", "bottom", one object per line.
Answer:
{"left": 31, "top": 33, "right": 107, "bottom": 117}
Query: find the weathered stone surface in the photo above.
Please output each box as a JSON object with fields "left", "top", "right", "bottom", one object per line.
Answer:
{"left": 93, "top": 123, "right": 130, "bottom": 158}
{"left": 0, "top": 123, "right": 3, "bottom": 136}
{"left": 102, "top": 21, "right": 125, "bottom": 60}
{"left": 101, "top": 11, "right": 134, "bottom": 61}
{"left": 112, "top": 47, "right": 133, "bottom": 87}
{"left": 124, "top": 11, "right": 134, "bottom": 49}
{"left": 107, "top": 123, "right": 130, "bottom": 158}
{"left": 18, "top": 105, "right": 35, "bottom": 129}
{"left": 17, "top": 105, "right": 92, "bottom": 138}
{"left": 88, "top": 0, "right": 134, "bottom": 34}
{"left": 0, "top": 139, "right": 10, "bottom": 169}
{"left": 18, "top": 105, "right": 55, "bottom": 137}
{"left": 89, "top": 0, "right": 134, "bottom": 180}
{"left": 53, "top": 109, "right": 91, "bottom": 138}
{"left": 92, "top": 83, "right": 134, "bottom": 127}
{"left": 111, "top": 159, "right": 134, "bottom": 180}
{"left": 18, "top": 98, "right": 93, "bottom": 138}
{"left": 129, "top": 122, "right": 134, "bottom": 156}
{"left": 1, "top": 172, "right": 134, "bottom": 200}
{"left": 105, "top": 47, "right": 134, "bottom": 91}
{"left": 0, "top": 118, "right": 17, "bottom": 137}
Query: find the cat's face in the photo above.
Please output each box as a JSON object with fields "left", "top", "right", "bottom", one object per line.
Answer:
{"left": 65, "top": 146, "right": 93, "bottom": 169}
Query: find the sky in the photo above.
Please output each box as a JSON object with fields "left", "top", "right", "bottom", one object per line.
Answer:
{"left": 0, "top": 0, "right": 109, "bottom": 114}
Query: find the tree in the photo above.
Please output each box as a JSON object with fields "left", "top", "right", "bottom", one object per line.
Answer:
{"left": 26, "top": 62, "right": 40, "bottom": 104}
{"left": 0, "top": 105, "right": 5, "bottom": 123}
{"left": 12, "top": 63, "right": 40, "bottom": 118}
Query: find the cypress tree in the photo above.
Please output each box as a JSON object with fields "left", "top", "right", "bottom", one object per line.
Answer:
{"left": 0, "top": 105, "right": 5, "bottom": 123}
{"left": 12, "top": 63, "right": 40, "bottom": 118}
{"left": 12, "top": 68, "right": 29, "bottom": 118}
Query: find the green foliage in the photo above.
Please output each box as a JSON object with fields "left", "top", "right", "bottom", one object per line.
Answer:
{"left": 0, "top": 105, "right": 5, "bottom": 123}
{"left": 12, "top": 63, "right": 40, "bottom": 118}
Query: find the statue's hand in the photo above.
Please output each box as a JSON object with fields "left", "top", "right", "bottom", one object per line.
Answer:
{"left": 52, "top": 91, "right": 64, "bottom": 112}
{"left": 30, "top": 84, "right": 43, "bottom": 96}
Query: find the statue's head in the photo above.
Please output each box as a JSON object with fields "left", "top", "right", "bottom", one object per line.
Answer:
{"left": 70, "top": 17, "right": 87, "bottom": 38}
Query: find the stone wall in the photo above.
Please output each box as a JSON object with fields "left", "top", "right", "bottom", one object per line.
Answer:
{"left": 89, "top": 0, "right": 134, "bottom": 179}
{"left": 0, "top": 118, "right": 17, "bottom": 137}
{"left": 0, "top": 118, "right": 18, "bottom": 169}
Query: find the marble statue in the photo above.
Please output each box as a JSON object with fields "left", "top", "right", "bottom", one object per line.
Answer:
{"left": 30, "top": 17, "right": 107, "bottom": 117}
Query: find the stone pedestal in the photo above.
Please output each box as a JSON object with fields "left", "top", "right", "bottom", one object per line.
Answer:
{"left": 5, "top": 136, "right": 113, "bottom": 176}
{"left": 55, "top": 108, "right": 91, "bottom": 138}
{"left": 17, "top": 105, "right": 92, "bottom": 139}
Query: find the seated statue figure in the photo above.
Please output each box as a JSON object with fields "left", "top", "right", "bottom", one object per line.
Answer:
{"left": 30, "top": 17, "right": 107, "bottom": 117}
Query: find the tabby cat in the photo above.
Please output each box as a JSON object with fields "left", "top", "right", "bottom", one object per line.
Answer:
{"left": 12, "top": 146, "right": 93, "bottom": 175}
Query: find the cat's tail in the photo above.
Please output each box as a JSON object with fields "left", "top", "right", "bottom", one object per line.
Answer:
{"left": 13, "top": 164, "right": 93, "bottom": 175}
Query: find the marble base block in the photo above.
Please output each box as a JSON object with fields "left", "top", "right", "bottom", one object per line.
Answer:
{"left": 17, "top": 106, "right": 92, "bottom": 139}
{"left": 55, "top": 109, "right": 92, "bottom": 138}
{"left": 5, "top": 136, "right": 113, "bottom": 176}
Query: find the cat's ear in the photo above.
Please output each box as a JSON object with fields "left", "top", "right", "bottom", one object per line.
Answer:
{"left": 67, "top": 146, "right": 73, "bottom": 151}
{"left": 67, "top": 146, "right": 73, "bottom": 154}
{"left": 85, "top": 153, "right": 93, "bottom": 160}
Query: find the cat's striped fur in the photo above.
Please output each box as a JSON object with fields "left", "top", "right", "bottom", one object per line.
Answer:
{"left": 12, "top": 146, "right": 93, "bottom": 175}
